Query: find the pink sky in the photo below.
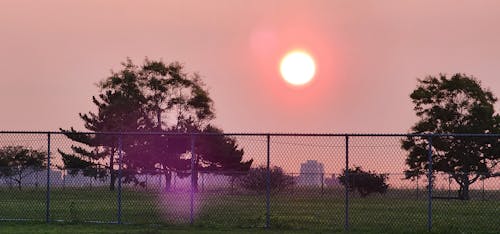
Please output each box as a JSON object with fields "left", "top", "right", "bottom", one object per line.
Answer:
{"left": 1, "top": 0, "right": 500, "bottom": 133}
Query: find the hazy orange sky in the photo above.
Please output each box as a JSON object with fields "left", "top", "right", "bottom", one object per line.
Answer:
{"left": 1, "top": 0, "right": 500, "bottom": 133}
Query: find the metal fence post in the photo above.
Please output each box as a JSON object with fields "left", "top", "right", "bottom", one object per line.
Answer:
{"left": 345, "top": 135, "right": 349, "bottom": 231}
{"left": 416, "top": 176, "right": 419, "bottom": 199}
{"left": 117, "top": 135, "right": 123, "bottom": 224}
{"left": 321, "top": 172, "right": 324, "bottom": 195}
{"left": 448, "top": 175, "right": 451, "bottom": 199}
{"left": 190, "top": 134, "right": 196, "bottom": 225}
{"left": 427, "top": 136, "right": 433, "bottom": 232}
{"left": 46, "top": 133, "right": 51, "bottom": 223}
{"left": 266, "top": 134, "right": 271, "bottom": 229}
{"left": 482, "top": 178, "right": 485, "bottom": 200}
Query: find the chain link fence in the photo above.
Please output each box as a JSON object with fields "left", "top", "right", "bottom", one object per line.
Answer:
{"left": 0, "top": 132, "right": 498, "bottom": 232}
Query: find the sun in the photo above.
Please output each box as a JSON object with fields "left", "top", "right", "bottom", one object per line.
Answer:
{"left": 280, "top": 51, "right": 316, "bottom": 86}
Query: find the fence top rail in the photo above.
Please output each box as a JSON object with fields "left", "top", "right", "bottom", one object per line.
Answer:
{"left": 0, "top": 131, "right": 499, "bottom": 137}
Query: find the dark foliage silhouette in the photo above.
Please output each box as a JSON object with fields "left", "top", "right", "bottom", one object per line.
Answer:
{"left": 59, "top": 58, "right": 252, "bottom": 190}
{"left": 0, "top": 146, "right": 46, "bottom": 190}
{"left": 239, "top": 166, "right": 294, "bottom": 193}
{"left": 402, "top": 74, "right": 500, "bottom": 200}
{"left": 338, "top": 166, "right": 388, "bottom": 197}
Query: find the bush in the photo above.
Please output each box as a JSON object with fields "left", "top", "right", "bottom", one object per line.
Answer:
{"left": 238, "top": 166, "right": 294, "bottom": 193}
{"left": 338, "top": 166, "right": 388, "bottom": 197}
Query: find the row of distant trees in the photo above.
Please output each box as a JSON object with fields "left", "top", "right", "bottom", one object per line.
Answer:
{"left": 0, "top": 152, "right": 387, "bottom": 197}
{"left": 0, "top": 59, "right": 498, "bottom": 199}
{"left": 0, "top": 146, "right": 46, "bottom": 189}
{"left": 239, "top": 166, "right": 388, "bottom": 197}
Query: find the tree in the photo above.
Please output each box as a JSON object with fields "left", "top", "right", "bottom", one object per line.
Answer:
{"left": 402, "top": 74, "right": 500, "bottom": 200}
{"left": 338, "top": 166, "right": 388, "bottom": 197}
{"left": 0, "top": 146, "right": 47, "bottom": 190}
{"left": 60, "top": 58, "right": 251, "bottom": 191}
{"left": 239, "top": 166, "right": 294, "bottom": 193}
{"left": 117, "top": 59, "right": 217, "bottom": 190}
{"left": 59, "top": 60, "right": 149, "bottom": 190}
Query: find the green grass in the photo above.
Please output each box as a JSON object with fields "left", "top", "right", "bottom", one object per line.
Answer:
{"left": 0, "top": 222, "right": 331, "bottom": 234}
{"left": 0, "top": 187, "right": 499, "bottom": 233}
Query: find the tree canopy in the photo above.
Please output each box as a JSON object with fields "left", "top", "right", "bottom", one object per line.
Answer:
{"left": 59, "top": 58, "right": 252, "bottom": 190}
{"left": 402, "top": 74, "right": 500, "bottom": 200}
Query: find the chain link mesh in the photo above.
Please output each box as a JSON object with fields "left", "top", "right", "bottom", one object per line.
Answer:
{"left": 0, "top": 132, "right": 498, "bottom": 232}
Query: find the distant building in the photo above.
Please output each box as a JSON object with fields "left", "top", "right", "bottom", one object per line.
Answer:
{"left": 298, "top": 160, "right": 325, "bottom": 186}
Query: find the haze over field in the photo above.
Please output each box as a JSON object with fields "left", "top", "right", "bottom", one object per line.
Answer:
{"left": 1, "top": 0, "right": 500, "bottom": 133}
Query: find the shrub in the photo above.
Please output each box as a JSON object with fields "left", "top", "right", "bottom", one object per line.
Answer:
{"left": 238, "top": 166, "right": 294, "bottom": 193}
{"left": 338, "top": 166, "right": 388, "bottom": 197}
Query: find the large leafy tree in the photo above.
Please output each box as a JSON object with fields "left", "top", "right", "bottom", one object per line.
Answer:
{"left": 59, "top": 61, "right": 148, "bottom": 190}
{"left": 0, "top": 146, "right": 47, "bottom": 190}
{"left": 113, "top": 60, "right": 216, "bottom": 190}
{"left": 402, "top": 74, "right": 500, "bottom": 200}
{"left": 60, "top": 58, "right": 251, "bottom": 191}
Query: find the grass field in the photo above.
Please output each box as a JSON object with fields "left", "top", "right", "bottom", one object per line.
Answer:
{"left": 0, "top": 187, "right": 499, "bottom": 233}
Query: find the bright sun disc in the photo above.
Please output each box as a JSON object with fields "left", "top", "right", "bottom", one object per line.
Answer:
{"left": 280, "top": 51, "right": 316, "bottom": 86}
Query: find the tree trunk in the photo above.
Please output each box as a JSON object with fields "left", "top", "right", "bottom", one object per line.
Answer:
{"left": 110, "top": 172, "right": 116, "bottom": 191}
{"left": 156, "top": 109, "right": 162, "bottom": 130}
{"left": 192, "top": 170, "right": 199, "bottom": 193}
{"left": 109, "top": 147, "right": 115, "bottom": 191}
{"left": 458, "top": 176, "right": 470, "bottom": 200}
{"left": 191, "top": 157, "right": 199, "bottom": 193}
{"left": 164, "top": 170, "right": 172, "bottom": 191}
{"left": 230, "top": 176, "right": 235, "bottom": 194}
{"left": 16, "top": 173, "right": 22, "bottom": 190}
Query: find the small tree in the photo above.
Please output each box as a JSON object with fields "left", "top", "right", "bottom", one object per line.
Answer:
{"left": 239, "top": 166, "right": 294, "bottom": 193}
{"left": 338, "top": 166, "right": 389, "bottom": 197}
{"left": 0, "top": 146, "right": 47, "bottom": 190}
